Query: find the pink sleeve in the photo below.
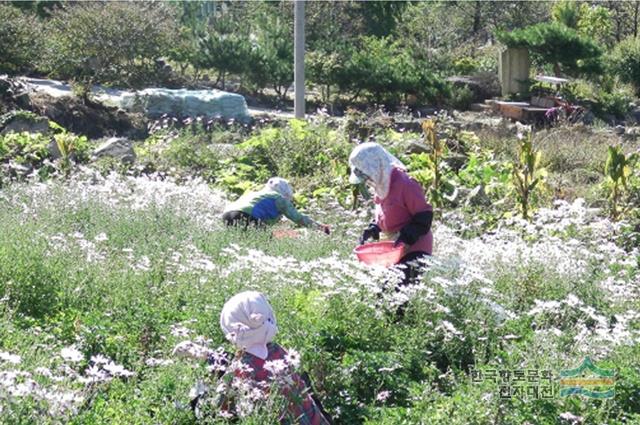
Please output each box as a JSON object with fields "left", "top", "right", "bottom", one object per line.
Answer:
{"left": 403, "top": 178, "right": 433, "bottom": 215}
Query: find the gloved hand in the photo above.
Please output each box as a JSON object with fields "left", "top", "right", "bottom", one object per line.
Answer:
{"left": 359, "top": 223, "right": 380, "bottom": 245}
{"left": 393, "top": 233, "right": 409, "bottom": 247}
{"left": 321, "top": 224, "right": 331, "bottom": 235}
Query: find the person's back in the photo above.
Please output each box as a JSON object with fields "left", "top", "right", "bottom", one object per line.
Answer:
{"left": 222, "top": 342, "right": 330, "bottom": 425}
{"left": 223, "top": 188, "right": 287, "bottom": 225}
{"left": 222, "top": 177, "right": 330, "bottom": 234}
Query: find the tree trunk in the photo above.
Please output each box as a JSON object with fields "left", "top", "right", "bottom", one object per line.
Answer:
{"left": 614, "top": 1, "right": 623, "bottom": 42}
{"left": 634, "top": 1, "right": 639, "bottom": 38}
{"left": 472, "top": 0, "right": 482, "bottom": 35}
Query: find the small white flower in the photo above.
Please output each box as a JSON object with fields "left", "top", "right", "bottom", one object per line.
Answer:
{"left": 90, "top": 354, "right": 110, "bottom": 365}
{"left": 376, "top": 390, "right": 391, "bottom": 402}
{"left": 35, "top": 367, "right": 52, "bottom": 377}
{"left": 0, "top": 351, "right": 21, "bottom": 364}
{"left": 170, "top": 324, "right": 191, "bottom": 338}
{"left": 559, "top": 411, "right": 583, "bottom": 424}
{"left": 60, "top": 346, "right": 83, "bottom": 363}
{"left": 145, "top": 358, "right": 174, "bottom": 367}
{"left": 284, "top": 349, "right": 301, "bottom": 369}
{"left": 103, "top": 362, "right": 135, "bottom": 377}
{"left": 264, "top": 359, "right": 288, "bottom": 376}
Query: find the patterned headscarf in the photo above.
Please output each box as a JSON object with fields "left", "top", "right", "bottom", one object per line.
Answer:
{"left": 220, "top": 291, "right": 278, "bottom": 359}
{"left": 348, "top": 142, "right": 406, "bottom": 200}
{"left": 266, "top": 177, "right": 294, "bottom": 201}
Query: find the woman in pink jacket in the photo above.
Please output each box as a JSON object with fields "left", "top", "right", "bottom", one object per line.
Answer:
{"left": 349, "top": 142, "right": 433, "bottom": 287}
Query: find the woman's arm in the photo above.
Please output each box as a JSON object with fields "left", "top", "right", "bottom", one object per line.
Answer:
{"left": 395, "top": 179, "right": 434, "bottom": 246}
{"left": 276, "top": 197, "right": 328, "bottom": 232}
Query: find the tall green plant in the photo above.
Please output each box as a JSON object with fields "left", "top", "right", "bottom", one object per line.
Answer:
{"left": 408, "top": 119, "right": 450, "bottom": 211}
{"left": 604, "top": 146, "right": 638, "bottom": 221}
{"left": 511, "top": 125, "right": 546, "bottom": 220}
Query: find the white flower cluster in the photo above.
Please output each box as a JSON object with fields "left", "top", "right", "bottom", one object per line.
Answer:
{"left": 0, "top": 345, "right": 135, "bottom": 417}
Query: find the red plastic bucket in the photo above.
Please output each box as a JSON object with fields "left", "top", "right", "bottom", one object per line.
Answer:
{"left": 354, "top": 241, "right": 404, "bottom": 267}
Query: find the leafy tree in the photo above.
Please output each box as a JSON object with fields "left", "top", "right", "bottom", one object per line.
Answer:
{"left": 337, "top": 37, "right": 408, "bottom": 104}
{"left": 497, "top": 22, "right": 603, "bottom": 78}
{"left": 551, "top": 0, "right": 580, "bottom": 29}
{"left": 165, "top": 26, "right": 200, "bottom": 78}
{"left": 305, "top": 1, "right": 360, "bottom": 49}
{"left": 353, "top": 1, "right": 408, "bottom": 37}
{"left": 551, "top": 1, "right": 613, "bottom": 46}
{"left": 577, "top": 4, "right": 613, "bottom": 46}
{"left": 395, "top": 1, "right": 548, "bottom": 70}
{"left": 42, "top": 2, "right": 178, "bottom": 93}
{"left": 197, "top": 17, "right": 252, "bottom": 89}
{"left": 605, "top": 0, "right": 640, "bottom": 42}
{"left": 306, "top": 47, "right": 345, "bottom": 105}
{"left": 9, "top": 0, "right": 61, "bottom": 18}
{"left": 244, "top": 12, "right": 293, "bottom": 100}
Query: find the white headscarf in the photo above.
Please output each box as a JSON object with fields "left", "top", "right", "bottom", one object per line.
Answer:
{"left": 265, "top": 177, "right": 294, "bottom": 201}
{"left": 348, "top": 142, "right": 406, "bottom": 200}
{"left": 220, "top": 291, "right": 278, "bottom": 360}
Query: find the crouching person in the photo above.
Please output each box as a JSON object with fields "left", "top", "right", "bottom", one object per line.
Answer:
{"left": 222, "top": 177, "right": 330, "bottom": 234}
{"left": 174, "top": 291, "right": 332, "bottom": 424}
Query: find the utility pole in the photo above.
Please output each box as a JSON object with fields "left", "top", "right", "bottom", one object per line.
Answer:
{"left": 294, "top": 0, "right": 305, "bottom": 118}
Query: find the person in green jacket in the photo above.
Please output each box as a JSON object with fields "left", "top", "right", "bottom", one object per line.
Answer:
{"left": 222, "top": 177, "right": 330, "bottom": 234}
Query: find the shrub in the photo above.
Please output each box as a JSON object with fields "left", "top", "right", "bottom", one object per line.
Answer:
{"left": 560, "top": 78, "right": 632, "bottom": 120}
{"left": 452, "top": 57, "right": 479, "bottom": 75}
{"left": 136, "top": 129, "right": 226, "bottom": 183}
{"left": 0, "top": 121, "right": 90, "bottom": 178}
{"left": 448, "top": 85, "right": 474, "bottom": 111}
{"left": 0, "top": 4, "right": 43, "bottom": 74}
{"left": 332, "top": 37, "right": 448, "bottom": 107}
{"left": 42, "top": 2, "right": 178, "bottom": 90}
{"left": 593, "top": 88, "right": 633, "bottom": 120}
{"left": 219, "top": 119, "right": 353, "bottom": 201}
{"left": 609, "top": 37, "right": 640, "bottom": 96}
{"left": 0, "top": 132, "right": 50, "bottom": 168}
